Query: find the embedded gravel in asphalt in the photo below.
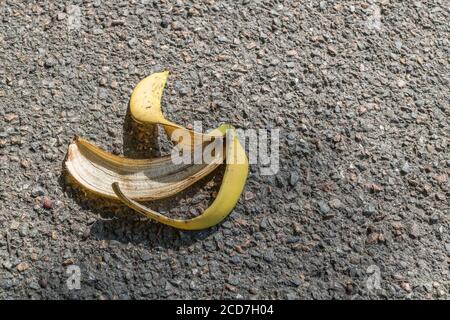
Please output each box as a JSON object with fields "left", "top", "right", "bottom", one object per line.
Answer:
{"left": 0, "top": 0, "right": 449, "bottom": 299}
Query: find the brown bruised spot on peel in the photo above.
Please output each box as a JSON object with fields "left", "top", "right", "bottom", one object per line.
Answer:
{"left": 72, "top": 134, "right": 80, "bottom": 143}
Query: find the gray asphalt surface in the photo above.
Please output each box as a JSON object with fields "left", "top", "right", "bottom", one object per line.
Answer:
{"left": 0, "top": 0, "right": 449, "bottom": 299}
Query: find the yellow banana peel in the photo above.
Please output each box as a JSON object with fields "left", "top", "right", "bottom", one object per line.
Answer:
{"left": 65, "top": 71, "right": 248, "bottom": 230}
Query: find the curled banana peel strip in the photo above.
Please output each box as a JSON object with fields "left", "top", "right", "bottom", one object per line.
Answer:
{"left": 112, "top": 127, "right": 248, "bottom": 230}
{"left": 65, "top": 135, "right": 224, "bottom": 201}
{"left": 129, "top": 71, "right": 223, "bottom": 147}
{"left": 65, "top": 71, "right": 249, "bottom": 230}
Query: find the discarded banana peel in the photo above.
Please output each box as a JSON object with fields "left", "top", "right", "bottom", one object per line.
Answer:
{"left": 65, "top": 71, "right": 249, "bottom": 230}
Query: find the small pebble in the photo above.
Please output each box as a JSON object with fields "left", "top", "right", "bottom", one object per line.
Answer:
{"left": 38, "top": 278, "right": 48, "bottom": 289}
{"left": 400, "top": 282, "right": 412, "bottom": 293}
{"left": 17, "top": 262, "right": 30, "bottom": 272}
{"left": 128, "top": 38, "right": 138, "bottom": 48}
{"left": 62, "top": 258, "right": 75, "bottom": 266}
{"left": 244, "top": 191, "right": 254, "bottom": 201}
{"left": 409, "top": 223, "right": 421, "bottom": 239}
{"left": 363, "top": 203, "right": 377, "bottom": 216}
{"left": 227, "top": 275, "right": 239, "bottom": 286}
{"left": 31, "top": 186, "right": 45, "bottom": 197}
{"left": 327, "top": 45, "right": 337, "bottom": 56}
{"left": 400, "top": 162, "right": 411, "bottom": 175}
{"left": 44, "top": 57, "right": 57, "bottom": 68}
{"left": 42, "top": 197, "right": 53, "bottom": 210}
{"left": 329, "top": 198, "right": 343, "bottom": 209}
{"left": 141, "top": 253, "right": 151, "bottom": 262}
{"left": 445, "top": 243, "right": 450, "bottom": 255}
{"left": 289, "top": 172, "right": 300, "bottom": 186}
{"left": 318, "top": 201, "right": 330, "bottom": 214}
{"left": 160, "top": 19, "right": 169, "bottom": 28}
{"left": 230, "top": 256, "right": 241, "bottom": 264}
{"left": 397, "top": 79, "right": 407, "bottom": 88}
